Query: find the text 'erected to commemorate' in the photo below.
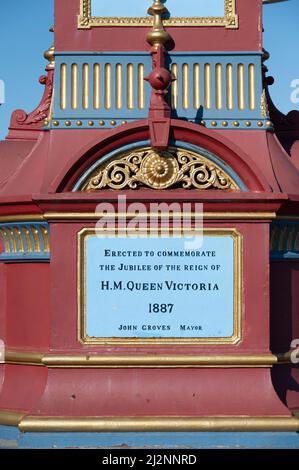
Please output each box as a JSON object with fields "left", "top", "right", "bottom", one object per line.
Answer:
{"left": 80, "top": 231, "right": 239, "bottom": 341}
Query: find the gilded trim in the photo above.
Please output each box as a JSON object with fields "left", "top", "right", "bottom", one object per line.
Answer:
{"left": 43, "top": 212, "right": 276, "bottom": 221}
{"left": 0, "top": 215, "right": 45, "bottom": 223}
{"left": 1, "top": 412, "right": 298, "bottom": 432}
{"left": 3, "top": 350, "right": 295, "bottom": 368}
{"left": 42, "top": 354, "right": 277, "bottom": 368}
{"left": 78, "top": 227, "right": 243, "bottom": 346}
{"left": 5, "top": 350, "right": 44, "bottom": 366}
{"left": 78, "top": 0, "right": 238, "bottom": 29}
{"left": 0, "top": 410, "right": 26, "bottom": 427}
{"left": 18, "top": 416, "right": 299, "bottom": 433}
{"left": 276, "top": 351, "right": 295, "bottom": 364}
{"left": 0, "top": 213, "right": 276, "bottom": 223}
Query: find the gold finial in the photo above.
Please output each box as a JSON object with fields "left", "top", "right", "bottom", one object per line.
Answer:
{"left": 44, "top": 26, "right": 55, "bottom": 69}
{"left": 146, "top": 0, "right": 171, "bottom": 49}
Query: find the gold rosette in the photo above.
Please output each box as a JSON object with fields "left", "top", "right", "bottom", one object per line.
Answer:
{"left": 140, "top": 152, "right": 179, "bottom": 189}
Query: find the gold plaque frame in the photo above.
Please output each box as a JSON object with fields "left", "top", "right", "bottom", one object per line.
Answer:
{"left": 78, "top": 226, "right": 242, "bottom": 346}
{"left": 78, "top": 0, "right": 238, "bottom": 29}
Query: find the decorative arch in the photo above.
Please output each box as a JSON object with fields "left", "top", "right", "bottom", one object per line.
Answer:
{"left": 54, "top": 120, "right": 271, "bottom": 193}
{"left": 74, "top": 143, "right": 244, "bottom": 192}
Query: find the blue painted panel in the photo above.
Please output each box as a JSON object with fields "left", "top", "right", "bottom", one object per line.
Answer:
{"left": 84, "top": 233, "right": 234, "bottom": 339}
{"left": 54, "top": 53, "right": 151, "bottom": 120}
{"left": 1, "top": 426, "right": 299, "bottom": 449}
{"left": 91, "top": 0, "right": 225, "bottom": 18}
{"left": 51, "top": 52, "right": 269, "bottom": 130}
{"left": 0, "top": 222, "right": 50, "bottom": 262}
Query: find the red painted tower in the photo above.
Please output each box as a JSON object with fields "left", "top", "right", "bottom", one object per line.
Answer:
{"left": 0, "top": 0, "right": 298, "bottom": 442}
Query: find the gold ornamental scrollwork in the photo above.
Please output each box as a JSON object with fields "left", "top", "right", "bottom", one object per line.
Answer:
{"left": 78, "top": 0, "right": 238, "bottom": 29}
{"left": 80, "top": 147, "right": 239, "bottom": 191}
{"left": 260, "top": 89, "right": 269, "bottom": 118}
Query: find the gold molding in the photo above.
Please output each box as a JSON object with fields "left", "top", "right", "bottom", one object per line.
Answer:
{"left": 0, "top": 212, "right": 277, "bottom": 223}
{"left": 4, "top": 350, "right": 295, "bottom": 368}
{"left": 78, "top": 227, "right": 243, "bottom": 346}
{"left": 0, "top": 215, "right": 45, "bottom": 223}
{"left": 78, "top": 0, "right": 238, "bottom": 29}
{"left": 42, "top": 354, "right": 277, "bottom": 368}
{"left": 1, "top": 411, "right": 298, "bottom": 432}
{"left": 276, "top": 351, "right": 295, "bottom": 364}
{"left": 0, "top": 410, "right": 26, "bottom": 427}
{"left": 5, "top": 350, "right": 44, "bottom": 366}
{"left": 18, "top": 415, "right": 299, "bottom": 433}
{"left": 43, "top": 212, "right": 276, "bottom": 221}
{"left": 80, "top": 147, "right": 239, "bottom": 191}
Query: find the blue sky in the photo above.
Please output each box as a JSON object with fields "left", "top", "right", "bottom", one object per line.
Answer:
{"left": 91, "top": 0, "right": 225, "bottom": 17}
{"left": 0, "top": 0, "right": 298, "bottom": 140}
